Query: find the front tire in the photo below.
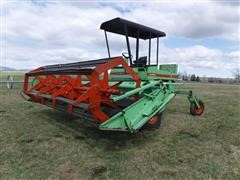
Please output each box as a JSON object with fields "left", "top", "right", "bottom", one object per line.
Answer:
{"left": 190, "top": 100, "right": 204, "bottom": 116}
{"left": 144, "top": 112, "right": 163, "bottom": 130}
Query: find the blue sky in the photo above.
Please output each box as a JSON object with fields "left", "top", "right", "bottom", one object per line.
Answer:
{"left": 2, "top": 0, "right": 240, "bottom": 77}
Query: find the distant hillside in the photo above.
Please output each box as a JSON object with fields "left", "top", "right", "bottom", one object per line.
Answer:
{"left": 0, "top": 66, "right": 16, "bottom": 71}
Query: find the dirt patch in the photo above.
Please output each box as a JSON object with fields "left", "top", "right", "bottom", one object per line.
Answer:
{"left": 159, "top": 169, "right": 177, "bottom": 176}
{"left": 178, "top": 130, "right": 199, "bottom": 138}
{"left": 52, "top": 161, "right": 79, "bottom": 179}
{"left": 92, "top": 165, "right": 107, "bottom": 175}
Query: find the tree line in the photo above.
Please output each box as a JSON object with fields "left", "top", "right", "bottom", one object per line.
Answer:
{"left": 178, "top": 68, "right": 240, "bottom": 84}
{"left": 179, "top": 72, "right": 200, "bottom": 82}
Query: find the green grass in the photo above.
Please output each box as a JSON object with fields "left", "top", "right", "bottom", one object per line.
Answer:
{"left": 0, "top": 71, "right": 25, "bottom": 81}
{"left": 0, "top": 72, "right": 240, "bottom": 179}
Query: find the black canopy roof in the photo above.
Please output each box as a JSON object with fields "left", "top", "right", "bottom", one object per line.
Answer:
{"left": 100, "top": 17, "right": 166, "bottom": 40}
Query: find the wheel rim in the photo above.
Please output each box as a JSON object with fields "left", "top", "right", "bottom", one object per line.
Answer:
{"left": 148, "top": 116, "right": 158, "bottom": 125}
{"left": 195, "top": 102, "right": 204, "bottom": 114}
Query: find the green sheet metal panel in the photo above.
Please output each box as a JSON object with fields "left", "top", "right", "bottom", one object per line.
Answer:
{"left": 99, "top": 82, "right": 176, "bottom": 132}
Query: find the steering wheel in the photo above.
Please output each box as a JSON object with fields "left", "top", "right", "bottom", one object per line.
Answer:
{"left": 122, "top": 52, "right": 133, "bottom": 59}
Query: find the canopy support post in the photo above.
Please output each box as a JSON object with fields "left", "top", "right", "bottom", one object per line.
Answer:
{"left": 124, "top": 25, "right": 133, "bottom": 66}
{"left": 104, "top": 30, "right": 111, "bottom": 58}
{"left": 156, "top": 37, "right": 159, "bottom": 65}
{"left": 136, "top": 30, "right": 139, "bottom": 62}
{"left": 148, "top": 33, "right": 152, "bottom": 65}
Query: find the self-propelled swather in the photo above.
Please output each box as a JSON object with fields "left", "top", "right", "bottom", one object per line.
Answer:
{"left": 23, "top": 18, "right": 204, "bottom": 132}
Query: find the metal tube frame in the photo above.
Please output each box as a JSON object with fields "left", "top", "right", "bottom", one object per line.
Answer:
{"left": 136, "top": 30, "right": 139, "bottom": 63}
{"left": 156, "top": 37, "right": 159, "bottom": 65}
{"left": 124, "top": 25, "right": 133, "bottom": 66}
{"left": 148, "top": 33, "right": 152, "bottom": 65}
{"left": 104, "top": 31, "right": 111, "bottom": 58}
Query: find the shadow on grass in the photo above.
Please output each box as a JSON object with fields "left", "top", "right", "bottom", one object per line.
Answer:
{"left": 35, "top": 109, "right": 154, "bottom": 150}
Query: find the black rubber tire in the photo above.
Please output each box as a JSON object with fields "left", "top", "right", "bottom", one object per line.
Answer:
{"left": 143, "top": 112, "right": 163, "bottom": 130}
{"left": 190, "top": 100, "right": 204, "bottom": 116}
{"left": 6, "top": 75, "right": 13, "bottom": 89}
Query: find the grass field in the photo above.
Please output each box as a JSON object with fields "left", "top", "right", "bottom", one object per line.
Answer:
{"left": 0, "top": 72, "right": 240, "bottom": 179}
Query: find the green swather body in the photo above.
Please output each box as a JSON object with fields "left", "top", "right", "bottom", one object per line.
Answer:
{"left": 23, "top": 17, "right": 204, "bottom": 133}
{"left": 99, "top": 63, "right": 203, "bottom": 132}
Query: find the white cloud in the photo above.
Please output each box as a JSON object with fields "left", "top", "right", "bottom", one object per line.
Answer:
{"left": 98, "top": 1, "right": 239, "bottom": 40}
{"left": 3, "top": 1, "right": 239, "bottom": 44}
{"left": 1, "top": 0, "right": 240, "bottom": 78}
{"left": 227, "top": 51, "right": 240, "bottom": 60}
{"left": 3, "top": 44, "right": 102, "bottom": 69}
{"left": 158, "top": 45, "right": 238, "bottom": 73}
{"left": 4, "top": 42, "right": 238, "bottom": 78}
{"left": 3, "top": 2, "right": 121, "bottom": 46}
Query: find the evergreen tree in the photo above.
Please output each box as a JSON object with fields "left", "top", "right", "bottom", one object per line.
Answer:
{"left": 190, "top": 74, "right": 196, "bottom": 81}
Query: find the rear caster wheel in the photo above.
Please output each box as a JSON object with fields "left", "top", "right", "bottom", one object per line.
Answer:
{"left": 190, "top": 100, "right": 204, "bottom": 116}
{"left": 144, "top": 112, "right": 163, "bottom": 130}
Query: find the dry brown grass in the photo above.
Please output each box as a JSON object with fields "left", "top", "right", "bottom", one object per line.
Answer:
{"left": 0, "top": 72, "right": 239, "bottom": 179}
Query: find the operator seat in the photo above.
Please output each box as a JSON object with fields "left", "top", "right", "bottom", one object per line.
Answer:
{"left": 133, "top": 56, "right": 147, "bottom": 67}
